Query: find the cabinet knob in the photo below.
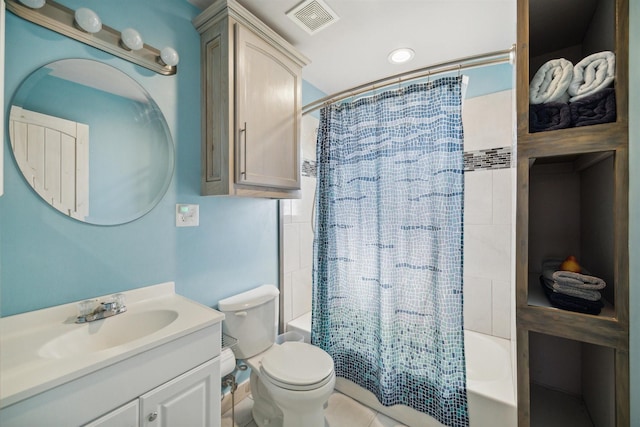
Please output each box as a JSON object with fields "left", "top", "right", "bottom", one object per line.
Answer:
{"left": 148, "top": 411, "right": 158, "bottom": 422}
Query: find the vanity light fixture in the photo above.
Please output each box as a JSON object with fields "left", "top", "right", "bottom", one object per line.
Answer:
{"left": 74, "top": 7, "right": 102, "bottom": 33}
{"left": 5, "top": 0, "right": 177, "bottom": 75}
{"left": 120, "top": 28, "right": 144, "bottom": 51}
{"left": 388, "top": 47, "right": 415, "bottom": 65}
{"left": 17, "top": 0, "right": 44, "bottom": 9}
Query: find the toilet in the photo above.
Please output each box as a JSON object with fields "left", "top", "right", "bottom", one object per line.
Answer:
{"left": 218, "top": 285, "right": 335, "bottom": 427}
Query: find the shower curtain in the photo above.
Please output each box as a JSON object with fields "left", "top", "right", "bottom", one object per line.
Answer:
{"left": 312, "top": 77, "right": 468, "bottom": 427}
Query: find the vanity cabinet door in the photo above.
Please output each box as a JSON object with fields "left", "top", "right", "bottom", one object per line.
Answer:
{"left": 139, "top": 358, "right": 220, "bottom": 427}
{"left": 84, "top": 400, "right": 139, "bottom": 427}
{"left": 235, "top": 23, "right": 302, "bottom": 191}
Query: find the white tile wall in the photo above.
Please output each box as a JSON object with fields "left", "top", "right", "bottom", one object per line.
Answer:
{"left": 492, "top": 279, "right": 512, "bottom": 338}
{"left": 282, "top": 222, "right": 300, "bottom": 274}
{"left": 301, "top": 114, "right": 318, "bottom": 162}
{"left": 464, "top": 170, "right": 493, "bottom": 225}
{"left": 461, "top": 90, "right": 515, "bottom": 340}
{"left": 282, "top": 115, "right": 319, "bottom": 326}
{"left": 463, "top": 169, "right": 514, "bottom": 339}
{"left": 463, "top": 275, "right": 493, "bottom": 335}
{"left": 282, "top": 91, "right": 516, "bottom": 340}
{"left": 492, "top": 167, "right": 513, "bottom": 225}
{"left": 463, "top": 90, "right": 513, "bottom": 151}
{"left": 464, "top": 224, "right": 512, "bottom": 283}
{"left": 291, "top": 267, "right": 313, "bottom": 319}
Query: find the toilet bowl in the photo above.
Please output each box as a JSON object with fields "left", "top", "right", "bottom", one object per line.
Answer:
{"left": 217, "top": 285, "right": 335, "bottom": 427}
{"left": 246, "top": 341, "right": 335, "bottom": 427}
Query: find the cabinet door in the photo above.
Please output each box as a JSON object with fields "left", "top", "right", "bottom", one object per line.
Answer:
{"left": 235, "top": 23, "right": 301, "bottom": 190}
{"left": 84, "top": 400, "right": 139, "bottom": 427}
{"left": 139, "top": 358, "right": 220, "bottom": 427}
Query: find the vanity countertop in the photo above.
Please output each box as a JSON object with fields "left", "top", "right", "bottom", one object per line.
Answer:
{"left": 0, "top": 282, "right": 224, "bottom": 409}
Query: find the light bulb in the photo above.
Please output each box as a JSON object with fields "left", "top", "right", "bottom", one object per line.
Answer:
{"left": 121, "top": 28, "right": 143, "bottom": 51}
{"left": 18, "top": 0, "right": 45, "bottom": 8}
{"left": 75, "top": 8, "right": 102, "bottom": 34}
{"left": 159, "top": 47, "right": 179, "bottom": 67}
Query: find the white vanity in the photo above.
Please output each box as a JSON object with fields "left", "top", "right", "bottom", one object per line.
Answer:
{"left": 0, "top": 282, "right": 224, "bottom": 427}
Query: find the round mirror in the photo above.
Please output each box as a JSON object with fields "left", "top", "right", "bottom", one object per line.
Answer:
{"left": 8, "top": 59, "right": 174, "bottom": 225}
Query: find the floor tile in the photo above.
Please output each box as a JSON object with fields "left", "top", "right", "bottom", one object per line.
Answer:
{"left": 222, "top": 391, "right": 408, "bottom": 427}
{"left": 324, "top": 392, "right": 377, "bottom": 427}
{"left": 369, "top": 412, "right": 409, "bottom": 427}
{"left": 221, "top": 395, "right": 254, "bottom": 427}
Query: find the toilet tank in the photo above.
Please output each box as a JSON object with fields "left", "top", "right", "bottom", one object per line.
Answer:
{"left": 217, "top": 284, "right": 279, "bottom": 359}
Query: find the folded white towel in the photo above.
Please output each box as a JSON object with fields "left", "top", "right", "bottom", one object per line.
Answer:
{"left": 568, "top": 51, "right": 616, "bottom": 102}
{"left": 529, "top": 58, "right": 574, "bottom": 105}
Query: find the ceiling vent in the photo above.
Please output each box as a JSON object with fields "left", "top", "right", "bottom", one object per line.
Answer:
{"left": 286, "top": 0, "right": 340, "bottom": 35}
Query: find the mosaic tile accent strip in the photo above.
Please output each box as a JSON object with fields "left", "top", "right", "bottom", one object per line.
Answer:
{"left": 305, "top": 148, "right": 511, "bottom": 176}
{"left": 464, "top": 146, "right": 512, "bottom": 171}
{"left": 302, "top": 159, "right": 317, "bottom": 177}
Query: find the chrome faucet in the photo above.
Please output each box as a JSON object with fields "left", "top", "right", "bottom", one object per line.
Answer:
{"left": 76, "top": 294, "right": 127, "bottom": 323}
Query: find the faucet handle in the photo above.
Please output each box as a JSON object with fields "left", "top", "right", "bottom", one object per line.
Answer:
{"left": 77, "top": 300, "right": 96, "bottom": 317}
{"left": 112, "top": 293, "right": 126, "bottom": 309}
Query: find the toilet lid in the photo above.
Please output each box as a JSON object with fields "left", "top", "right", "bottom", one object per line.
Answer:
{"left": 260, "top": 342, "right": 334, "bottom": 387}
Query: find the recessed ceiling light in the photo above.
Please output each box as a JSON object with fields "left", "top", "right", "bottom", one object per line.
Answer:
{"left": 388, "top": 48, "right": 415, "bottom": 64}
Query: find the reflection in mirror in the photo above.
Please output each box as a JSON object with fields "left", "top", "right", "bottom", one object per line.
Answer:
{"left": 8, "top": 59, "right": 174, "bottom": 225}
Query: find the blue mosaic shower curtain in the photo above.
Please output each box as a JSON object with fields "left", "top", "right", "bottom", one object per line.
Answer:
{"left": 312, "top": 77, "right": 468, "bottom": 427}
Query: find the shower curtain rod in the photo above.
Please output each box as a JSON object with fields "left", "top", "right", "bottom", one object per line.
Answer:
{"left": 302, "top": 45, "right": 516, "bottom": 115}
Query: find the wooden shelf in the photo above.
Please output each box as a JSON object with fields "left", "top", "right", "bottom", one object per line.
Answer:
{"left": 516, "top": 0, "right": 629, "bottom": 424}
{"left": 518, "top": 274, "right": 626, "bottom": 349}
{"left": 526, "top": 273, "right": 616, "bottom": 319}
{"left": 517, "top": 125, "right": 627, "bottom": 158}
{"left": 530, "top": 383, "right": 595, "bottom": 427}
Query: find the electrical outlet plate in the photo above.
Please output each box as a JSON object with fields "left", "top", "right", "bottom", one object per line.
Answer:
{"left": 176, "top": 204, "right": 199, "bottom": 227}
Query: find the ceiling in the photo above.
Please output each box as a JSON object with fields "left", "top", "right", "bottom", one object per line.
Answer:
{"left": 189, "top": 0, "right": 517, "bottom": 97}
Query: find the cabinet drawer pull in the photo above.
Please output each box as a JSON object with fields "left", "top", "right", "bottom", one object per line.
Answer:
{"left": 148, "top": 411, "right": 158, "bottom": 422}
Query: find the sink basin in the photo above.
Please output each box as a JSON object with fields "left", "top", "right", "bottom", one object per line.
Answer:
{"left": 38, "top": 309, "right": 179, "bottom": 359}
{"left": 1, "top": 282, "right": 225, "bottom": 411}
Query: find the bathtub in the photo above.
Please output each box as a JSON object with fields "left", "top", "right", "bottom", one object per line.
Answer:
{"left": 286, "top": 312, "right": 517, "bottom": 427}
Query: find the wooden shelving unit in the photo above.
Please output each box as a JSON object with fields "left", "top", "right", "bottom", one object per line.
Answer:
{"left": 515, "top": 0, "right": 629, "bottom": 426}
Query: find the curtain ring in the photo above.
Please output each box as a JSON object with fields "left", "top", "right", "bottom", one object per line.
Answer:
{"left": 457, "top": 64, "right": 462, "bottom": 77}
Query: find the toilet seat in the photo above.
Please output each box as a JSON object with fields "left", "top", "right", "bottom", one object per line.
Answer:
{"left": 260, "top": 341, "right": 334, "bottom": 391}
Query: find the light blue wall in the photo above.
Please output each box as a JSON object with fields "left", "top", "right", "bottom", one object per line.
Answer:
{"left": 629, "top": 1, "right": 639, "bottom": 423}
{"left": 1, "top": 0, "right": 278, "bottom": 316}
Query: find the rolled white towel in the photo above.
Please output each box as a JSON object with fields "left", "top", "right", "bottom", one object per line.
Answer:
{"left": 529, "top": 58, "right": 574, "bottom": 105}
{"left": 568, "top": 51, "right": 615, "bottom": 102}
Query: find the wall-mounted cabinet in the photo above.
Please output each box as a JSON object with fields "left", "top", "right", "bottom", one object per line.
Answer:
{"left": 516, "top": 0, "right": 629, "bottom": 426}
{"left": 193, "top": 0, "right": 310, "bottom": 198}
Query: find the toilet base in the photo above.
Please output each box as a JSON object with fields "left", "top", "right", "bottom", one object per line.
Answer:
{"left": 250, "top": 371, "right": 283, "bottom": 427}
{"left": 249, "top": 370, "right": 334, "bottom": 427}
